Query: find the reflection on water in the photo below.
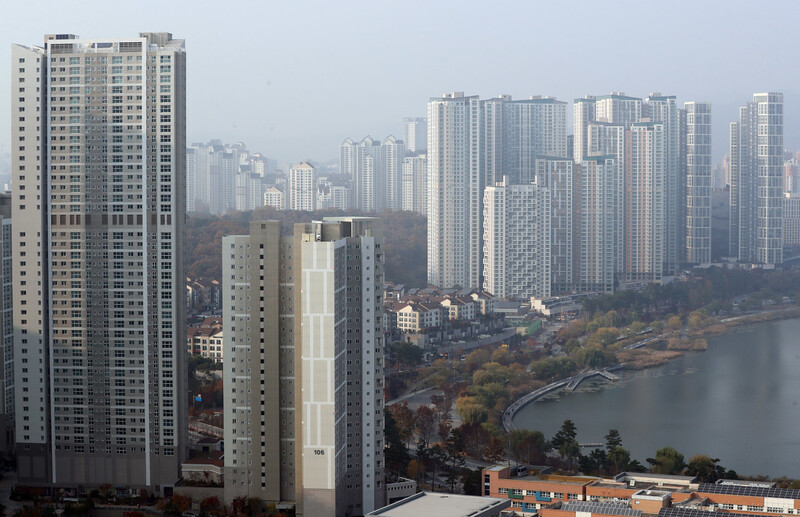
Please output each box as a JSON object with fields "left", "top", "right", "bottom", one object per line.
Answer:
{"left": 512, "top": 318, "right": 800, "bottom": 477}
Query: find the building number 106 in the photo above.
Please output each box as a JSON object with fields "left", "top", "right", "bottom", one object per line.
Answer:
{"left": 314, "top": 449, "right": 325, "bottom": 455}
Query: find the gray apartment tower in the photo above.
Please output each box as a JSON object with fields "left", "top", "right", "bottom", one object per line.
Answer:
{"left": 11, "top": 33, "right": 186, "bottom": 493}
{"left": 223, "top": 217, "right": 385, "bottom": 516}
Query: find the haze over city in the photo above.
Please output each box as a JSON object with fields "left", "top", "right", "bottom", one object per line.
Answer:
{"left": 1, "top": 0, "right": 799, "bottom": 164}
{"left": 4, "top": 1, "right": 800, "bottom": 515}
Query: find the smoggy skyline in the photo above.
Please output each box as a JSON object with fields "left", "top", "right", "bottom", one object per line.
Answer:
{"left": 1, "top": 0, "right": 799, "bottom": 165}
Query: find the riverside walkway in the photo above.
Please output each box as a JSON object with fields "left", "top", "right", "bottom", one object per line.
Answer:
{"left": 502, "top": 366, "right": 621, "bottom": 433}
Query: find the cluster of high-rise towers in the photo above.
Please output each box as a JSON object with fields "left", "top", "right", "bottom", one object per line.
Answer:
{"left": 426, "top": 90, "right": 784, "bottom": 299}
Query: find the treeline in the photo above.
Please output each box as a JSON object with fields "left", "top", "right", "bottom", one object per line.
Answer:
{"left": 384, "top": 404, "right": 745, "bottom": 495}
{"left": 583, "top": 267, "right": 800, "bottom": 319}
{"left": 186, "top": 208, "right": 427, "bottom": 287}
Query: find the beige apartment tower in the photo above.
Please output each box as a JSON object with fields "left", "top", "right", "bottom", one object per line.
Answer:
{"left": 11, "top": 33, "right": 187, "bottom": 493}
{"left": 224, "top": 217, "right": 386, "bottom": 516}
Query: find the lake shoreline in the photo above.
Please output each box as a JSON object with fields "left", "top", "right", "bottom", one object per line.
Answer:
{"left": 512, "top": 311, "right": 800, "bottom": 479}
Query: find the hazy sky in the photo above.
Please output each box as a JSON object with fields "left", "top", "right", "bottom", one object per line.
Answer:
{"left": 1, "top": 0, "right": 799, "bottom": 166}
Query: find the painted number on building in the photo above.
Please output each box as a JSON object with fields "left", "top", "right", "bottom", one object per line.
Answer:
{"left": 314, "top": 449, "right": 325, "bottom": 455}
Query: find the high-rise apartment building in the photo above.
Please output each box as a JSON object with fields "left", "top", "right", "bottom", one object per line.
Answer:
{"left": 223, "top": 218, "right": 385, "bottom": 516}
{"left": 483, "top": 178, "right": 551, "bottom": 299}
{"left": 595, "top": 92, "right": 642, "bottom": 126}
{"left": 381, "top": 136, "right": 404, "bottom": 211}
{"left": 573, "top": 96, "right": 596, "bottom": 163}
{"left": 503, "top": 97, "right": 568, "bottom": 184}
{"left": 340, "top": 136, "right": 405, "bottom": 212}
{"left": 289, "top": 162, "right": 316, "bottom": 211}
{"left": 0, "top": 195, "right": 12, "bottom": 456}
{"left": 263, "top": 185, "right": 285, "bottom": 210}
{"left": 645, "top": 94, "right": 680, "bottom": 272}
{"left": 403, "top": 117, "right": 427, "bottom": 152}
{"left": 535, "top": 158, "right": 573, "bottom": 294}
{"left": 576, "top": 157, "right": 618, "bottom": 293}
{"left": 621, "top": 122, "right": 665, "bottom": 283}
{"left": 729, "top": 93, "right": 784, "bottom": 264}
{"left": 401, "top": 153, "right": 427, "bottom": 215}
{"left": 11, "top": 33, "right": 186, "bottom": 492}
{"left": 685, "top": 102, "right": 712, "bottom": 264}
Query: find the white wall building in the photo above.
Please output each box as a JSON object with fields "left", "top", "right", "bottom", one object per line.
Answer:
{"left": 482, "top": 178, "right": 551, "bottom": 299}
{"left": 288, "top": 162, "right": 316, "bottom": 211}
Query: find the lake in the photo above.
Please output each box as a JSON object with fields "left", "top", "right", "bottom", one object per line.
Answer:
{"left": 512, "top": 317, "right": 800, "bottom": 477}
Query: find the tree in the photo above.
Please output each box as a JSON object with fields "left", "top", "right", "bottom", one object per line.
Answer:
{"left": 629, "top": 321, "right": 647, "bottom": 335}
{"left": 415, "top": 405, "right": 437, "bottom": 444}
{"left": 171, "top": 494, "right": 192, "bottom": 514}
{"left": 604, "top": 429, "right": 622, "bottom": 453}
{"left": 607, "top": 446, "right": 632, "bottom": 475}
{"left": 551, "top": 419, "right": 577, "bottom": 450}
{"left": 444, "top": 429, "right": 467, "bottom": 493}
{"left": 465, "top": 349, "right": 491, "bottom": 372}
{"left": 686, "top": 454, "right": 736, "bottom": 483}
{"left": 559, "top": 438, "right": 581, "bottom": 471}
{"left": 390, "top": 401, "right": 416, "bottom": 448}
{"left": 461, "top": 468, "right": 483, "bottom": 496}
{"left": 456, "top": 395, "right": 488, "bottom": 425}
{"left": 580, "top": 448, "right": 607, "bottom": 475}
{"left": 201, "top": 496, "right": 225, "bottom": 517}
{"left": 437, "top": 420, "right": 452, "bottom": 444}
{"left": 647, "top": 446, "right": 686, "bottom": 475}
{"left": 483, "top": 436, "right": 506, "bottom": 464}
{"left": 430, "top": 393, "right": 453, "bottom": 423}
{"left": 427, "top": 444, "right": 448, "bottom": 492}
{"left": 506, "top": 429, "right": 546, "bottom": 465}
{"left": 384, "top": 408, "right": 410, "bottom": 475}
{"left": 667, "top": 316, "right": 683, "bottom": 331}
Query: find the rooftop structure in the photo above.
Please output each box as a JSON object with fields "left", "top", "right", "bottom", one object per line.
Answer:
{"left": 367, "top": 492, "right": 510, "bottom": 517}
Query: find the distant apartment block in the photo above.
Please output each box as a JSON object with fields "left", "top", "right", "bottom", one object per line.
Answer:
{"left": 729, "top": 93, "right": 784, "bottom": 264}
{"left": 186, "top": 317, "right": 223, "bottom": 362}
{"left": 483, "top": 178, "right": 551, "bottom": 299}
{"left": 685, "top": 102, "right": 713, "bottom": 264}
{"left": 783, "top": 193, "right": 800, "bottom": 247}
{"left": 288, "top": 162, "right": 316, "bottom": 210}
{"left": 403, "top": 117, "right": 427, "bottom": 152}
{"left": 401, "top": 153, "right": 427, "bottom": 215}
{"left": 263, "top": 185, "right": 285, "bottom": 210}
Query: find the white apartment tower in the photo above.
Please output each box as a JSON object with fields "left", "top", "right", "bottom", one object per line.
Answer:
{"left": 573, "top": 96, "right": 596, "bottom": 163}
{"left": 224, "top": 218, "right": 385, "bottom": 516}
{"left": 595, "top": 92, "right": 642, "bottom": 126}
{"left": 577, "top": 157, "right": 619, "bottom": 292}
{"left": 622, "top": 122, "right": 665, "bottom": 283}
{"left": 685, "top": 102, "right": 712, "bottom": 264}
{"left": 503, "top": 97, "right": 568, "bottom": 183}
{"left": 403, "top": 117, "right": 427, "bottom": 152}
{"left": 11, "top": 33, "right": 186, "bottom": 492}
{"left": 483, "top": 178, "right": 551, "bottom": 299}
{"left": 645, "top": 94, "right": 680, "bottom": 272}
{"left": 427, "top": 93, "right": 482, "bottom": 289}
{"left": 382, "top": 136, "right": 404, "bottom": 211}
{"left": 401, "top": 154, "right": 427, "bottom": 215}
{"left": 729, "top": 93, "right": 784, "bottom": 264}
{"left": 289, "top": 162, "right": 316, "bottom": 211}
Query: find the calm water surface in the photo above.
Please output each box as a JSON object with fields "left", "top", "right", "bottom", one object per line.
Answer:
{"left": 512, "top": 318, "right": 800, "bottom": 477}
